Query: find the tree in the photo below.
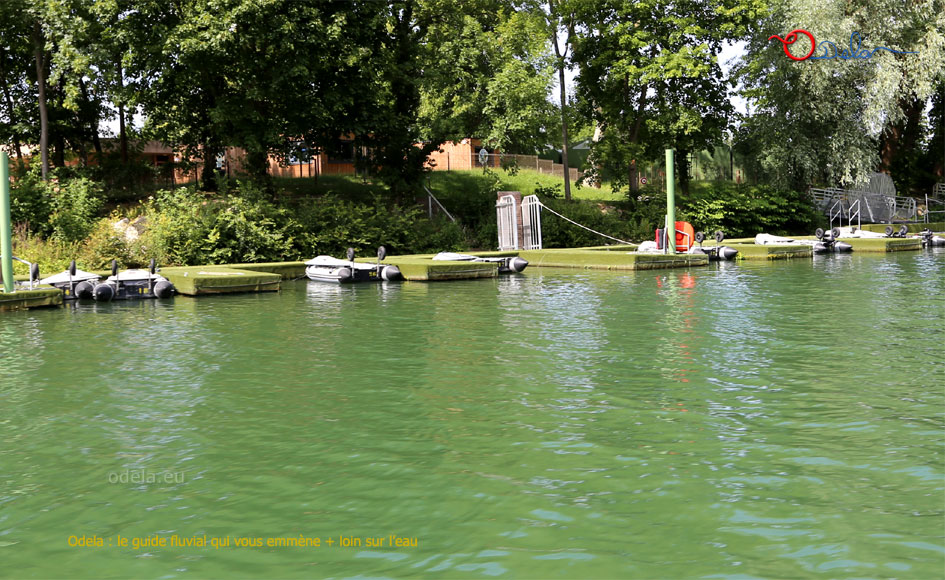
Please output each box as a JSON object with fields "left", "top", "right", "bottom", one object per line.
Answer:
{"left": 736, "top": 0, "right": 945, "bottom": 190}
{"left": 573, "top": 0, "right": 763, "bottom": 197}
{"left": 0, "top": 0, "right": 34, "bottom": 162}
{"left": 547, "top": 0, "right": 575, "bottom": 200}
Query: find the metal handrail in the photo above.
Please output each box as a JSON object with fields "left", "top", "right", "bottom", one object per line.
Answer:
{"left": 0, "top": 254, "right": 38, "bottom": 290}
{"left": 423, "top": 185, "right": 456, "bottom": 222}
{"left": 848, "top": 198, "right": 861, "bottom": 229}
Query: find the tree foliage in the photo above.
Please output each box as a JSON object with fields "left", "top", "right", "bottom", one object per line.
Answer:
{"left": 572, "top": 0, "right": 764, "bottom": 196}
{"left": 736, "top": 0, "right": 945, "bottom": 190}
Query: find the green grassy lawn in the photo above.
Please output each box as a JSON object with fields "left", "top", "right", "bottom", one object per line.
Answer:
{"left": 271, "top": 169, "right": 625, "bottom": 204}
{"left": 429, "top": 169, "right": 623, "bottom": 202}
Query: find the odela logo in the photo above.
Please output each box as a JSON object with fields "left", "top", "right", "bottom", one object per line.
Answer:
{"left": 768, "top": 29, "right": 918, "bottom": 61}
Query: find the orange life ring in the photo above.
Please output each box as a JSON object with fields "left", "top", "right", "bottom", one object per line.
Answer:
{"left": 675, "top": 221, "right": 695, "bottom": 251}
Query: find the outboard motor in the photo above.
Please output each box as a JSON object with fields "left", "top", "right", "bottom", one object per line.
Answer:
{"left": 814, "top": 227, "right": 852, "bottom": 254}
{"left": 693, "top": 230, "right": 738, "bottom": 260}
{"left": 885, "top": 224, "right": 910, "bottom": 238}
{"left": 920, "top": 228, "right": 945, "bottom": 248}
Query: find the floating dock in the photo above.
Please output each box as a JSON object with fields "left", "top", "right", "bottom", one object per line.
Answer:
{"left": 724, "top": 240, "right": 813, "bottom": 260}
{"left": 0, "top": 288, "right": 63, "bottom": 311}
{"left": 517, "top": 248, "right": 708, "bottom": 270}
{"left": 160, "top": 266, "right": 283, "bottom": 296}
{"left": 839, "top": 237, "right": 923, "bottom": 252}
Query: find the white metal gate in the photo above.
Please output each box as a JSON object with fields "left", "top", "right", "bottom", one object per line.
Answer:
{"left": 521, "top": 195, "right": 542, "bottom": 250}
{"left": 496, "top": 194, "right": 518, "bottom": 250}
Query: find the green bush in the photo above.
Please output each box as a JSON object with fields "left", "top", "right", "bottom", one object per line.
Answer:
{"left": 48, "top": 177, "right": 104, "bottom": 242}
{"left": 9, "top": 170, "right": 53, "bottom": 234}
{"left": 680, "top": 184, "right": 820, "bottom": 237}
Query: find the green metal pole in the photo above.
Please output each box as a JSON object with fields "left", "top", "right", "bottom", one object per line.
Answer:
{"left": 665, "top": 149, "right": 676, "bottom": 255}
{"left": 0, "top": 152, "right": 13, "bottom": 293}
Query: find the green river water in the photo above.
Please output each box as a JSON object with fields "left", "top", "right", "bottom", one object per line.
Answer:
{"left": 1, "top": 250, "right": 943, "bottom": 579}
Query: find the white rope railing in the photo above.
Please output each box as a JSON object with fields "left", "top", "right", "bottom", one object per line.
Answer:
{"left": 535, "top": 199, "right": 635, "bottom": 246}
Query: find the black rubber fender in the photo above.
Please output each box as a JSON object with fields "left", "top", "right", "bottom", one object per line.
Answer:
{"left": 718, "top": 246, "right": 738, "bottom": 260}
{"left": 508, "top": 257, "right": 529, "bottom": 272}
{"left": 74, "top": 281, "right": 94, "bottom": 300}
{"left": 93, "top": 282, "right": 115, "bottom": 301}
{"left": 154, "top": 280, "right": 174, "bottom": 299}
{"left": 381, "top": 265, "right": 402, "bottom": 281}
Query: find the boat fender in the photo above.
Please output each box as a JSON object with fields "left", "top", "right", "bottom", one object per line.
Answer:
{"left": 835, "top": 241, "right": 853, "bottom": 252}
{"left": 154, "top": 280, "right": 175, "bottom": 299}
{"left": 508, "top": 257, "right": 529, "bottom": 273}
{"left": 93, "top": 282, "right": 115, "bottom": 301}
{"left": 74, "top": 281, "right": 95, "bottom": 300}
{"left": 337, "top": 267, "right": 353, "bottom": 283}
{"left": 718, "top": 246, "right": 738, "bottom": 260}
{"left": 381, "top": 265, "right": 402, "bottom": 281}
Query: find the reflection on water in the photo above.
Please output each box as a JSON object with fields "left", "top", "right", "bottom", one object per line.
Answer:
{"left": 0, "top": 252, "right": 943, "bottom": 578}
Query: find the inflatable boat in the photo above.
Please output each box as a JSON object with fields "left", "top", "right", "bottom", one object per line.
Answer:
{"left": 689, "top": 230, "right": 738, "bottom": 261}
{"left": 432, "top": 252, "right": 529, "bottom": 273}
{"left": 305, "top": 247, "right": 402, "bottom": 283}
{"left": 813, "top": 228, "right": 853, "bottom": 254}
{"left": 41, "top": 259, "right": 175, "bottom": 300}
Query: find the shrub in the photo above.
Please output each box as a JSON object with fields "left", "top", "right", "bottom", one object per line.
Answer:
{"left": 681, "top": 184, "right": 821, "bottom": 237}
{"left": 48, "top": 177, "right": 104, "bottom": 242}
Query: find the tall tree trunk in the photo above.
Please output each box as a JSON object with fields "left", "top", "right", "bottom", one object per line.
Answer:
{"left": 117, "top": 62, "right": 128, "bottom": 164}
{"left": 33, "top": 21, "right": 49, "bottom": 179}
{"left": 201, "top": 144, "right": 217, "bottom": 191}
{"left": 79, "top": 78, "right": 103, "bottom": 159}
{"left": 0, "top": 48, "right": 23, "bottom": 160}
{"left": 550, "top": 6, "right": 572, "bottom": 201}
{"left": 675, "top": 147, "right": 690, "bottom": 196}
{"left": 53, "top": 74, "right": 65, "bottom": 168}
{"left": 879, "top": 97, "right": 922, "bottom": 173}
{"left": 627, "top": 82, "right": 647, "bottom": 196}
